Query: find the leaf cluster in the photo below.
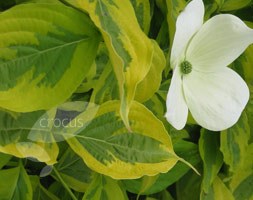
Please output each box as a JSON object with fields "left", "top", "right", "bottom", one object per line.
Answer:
{"left": 0, "top": 0, "right": 252, "bottom": 199}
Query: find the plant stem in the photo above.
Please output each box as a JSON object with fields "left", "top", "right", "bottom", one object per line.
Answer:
{"left": 53, "top": 167, "right": 78, "bottom": 200}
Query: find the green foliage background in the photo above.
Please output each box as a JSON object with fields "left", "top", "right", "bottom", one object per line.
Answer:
{"left": 0, "top": 0, "right": 252, "bottom": 199}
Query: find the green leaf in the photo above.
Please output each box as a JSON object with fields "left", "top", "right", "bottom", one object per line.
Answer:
{"left": 233, "top": 173, "right": 253, "bottom": 200}
{"left": 75, "top": 43, "right": 109, "bottom": 94}
{"left": 176, "top": 170, "right": 202, "bottom": 200}
{"left": 156, "top": 0, "right": 168, "bottom": 16}
{"left": 75, "top": 62, "right": 97, "bottom": 93}
{"left": 0, "top": 164, "right": 33, "bottom": 200}
{"left": 166, "top": 0, "right": 186, "bottom": 37}
{"left": 146, "top": 198, "right": 157, "bottom": 200}
{"left": 216, "top": 0, "right": 251, "bottom": 11}
{"left": 232, "top": 24, "right": 253, "bottom": 140}
{"left": 231, "top": 38, "right": 253, "bottom": 142}
{"left": 199, "top": 129, "right": 223, "bottom": 194}
{"left": 144, "top": 91, "right": 166, "bottom": 121}
{"left": 229, "top": 143, "right": 253, "bottom": 200}
{"left": 232, "top": 44, "right": 253, "bottom": 84}
{"left": 130, "top": 0, "right": 151, "bottom": 34}
{"left": 247, "top": 84, "right": 253, "bottom": 142}
{"left": 87, "top": 42, "right": 119, "bottom": 104}
{"left": 54, "top": 148, "right": 94, "bottom": 192}
{"left": 212, "top": 177, "right": 234, "bottom": 200}
{"left": 0, "top": 152, "right": 12, "bottom": 169}
{"left": 83, "top": 174, "right": 128, "bottom": 200}
{"left": 201, "top": 176, "right": 234, "bottom": 200}
{"left": 135, "top": 41, "right": 166, "bottom": 102}
{"left": 161, "top": 191, "right": 175, "bottom": 200}
{"left": 122, "top": 140, "right": 201, "bottom": 195}
{"left": 220, "top": 112, "right": 250, "bottom": 173}
{"left": 64, "top": 100, "right": 179, "bottom": 179}
{"left": 48, "top": 181, "right": 73, "bottom": 200}
{"left": 147, "top": 190, "right": 175, "bottom": 200}
{"left": 30, "top": 175, "right": 60, "bottom": 200}
{"left": 203, "top": 2, "right": 219, "bottom": 21}
{"left": 0, "top": 2, "right": 100, "bottom": 112}
{"left": 70, "top": 0, "right": 160, "bottom": 128}
{"left": 15, "top": 0, "right": 59, "bottom": 4}
{"left": 165, "top": 0, "right": 186, "bottom": 63}
{"left": 155, "top": 20, "right": 170, "bottom": 51}
{"left": 90, "top": 62, "right": 119, "bottom": 104}
{"left": 0, "top": 110, "right": 58, "bottom": 165}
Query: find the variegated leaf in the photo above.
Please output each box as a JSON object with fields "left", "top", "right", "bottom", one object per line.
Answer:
{"left": 201, "top": 176, "right": 234, "bottom": 200}
{"left": 122, "top": 140, "right": 201, "bottom": 195}
{"left": 130, "top": 0, "right": 151, "bottom": 34}
{"left": 229, "top": 143, "right": 253, "bottom": 200}
{"left": 67, "top": 0, "right": 163, "bottom": 129}
{"left": 0, "top": 110, "right": 58, "bottom": 165}
{"left": 54, "top": 148, "right": 94, "bottom": 192}
{"left": 220, "top": 112, "right": 250, "bottom": 173}
{"left": 0, "top": 3, "right": 100, "bottom": 112}
{"left": 83, "top": 174, "right": 128, "bottom": 200}
{"left": 63, "top": 100, "right": 179, "bottom": 179}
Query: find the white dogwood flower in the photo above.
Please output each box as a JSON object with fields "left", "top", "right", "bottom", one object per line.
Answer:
{"left": 165, "top": 0, "right": 253, "bottom": 131}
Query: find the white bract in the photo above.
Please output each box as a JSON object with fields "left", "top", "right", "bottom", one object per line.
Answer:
{"left": 165, "top": 0, "right": 253, "bottom": 131}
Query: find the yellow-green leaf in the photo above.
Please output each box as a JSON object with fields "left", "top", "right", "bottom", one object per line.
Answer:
{"left": 83, "top": 174, "right": 128, "bottom": 200}
{"left": 135, "top": 41, "right": 166, "bottom": 102}
{"left": 0, "top": 3, "right": 100, "bottom": 112}
{"left": 0, "top": 110, "right": 58, "bottom": 165}
{"left": 0, "top": 152, "right": 12, "bottom": 169}
{"left": 0, "top": 164, "right": 33, "bottom": 200}
{"left": 64, "top": 100, "right": 179, "bottom": 179}
{"left": 54, "top": 148, "right": 94, "bottom": 192}
{"left": 75, "top": 42, "right": 109, "bottom": 94}
{"left": 220, "top": 112, "right": 250, "bottom": 173}
{"left": 90, "top": 62, "right": 119, "bottom": 105}
{"left": 123, "top": 140, "right": 201, "bottom": 195}
{"left": 212, "top": 177, "right": 234, "bottom": 200}
{"left": 229, "top": 143, "right": 253, "bottom": 199}
{"left": 201, "top": 176, "right": 234, "bottom": 200}
{"left": 232, "top": 44, "right": 253, "bottom": 84}
{"left": 130, "top": 0, "right": 151, "bottom": 34}
{"left": 233, "top": 173, "right": 253, "bottom": 200}
{"left": 69, "top": 0, "right": 159, "bottom": 128}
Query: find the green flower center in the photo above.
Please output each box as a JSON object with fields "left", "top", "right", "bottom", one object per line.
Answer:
{"left": 180, "top": 60, "right": 192, "bottom": 74}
